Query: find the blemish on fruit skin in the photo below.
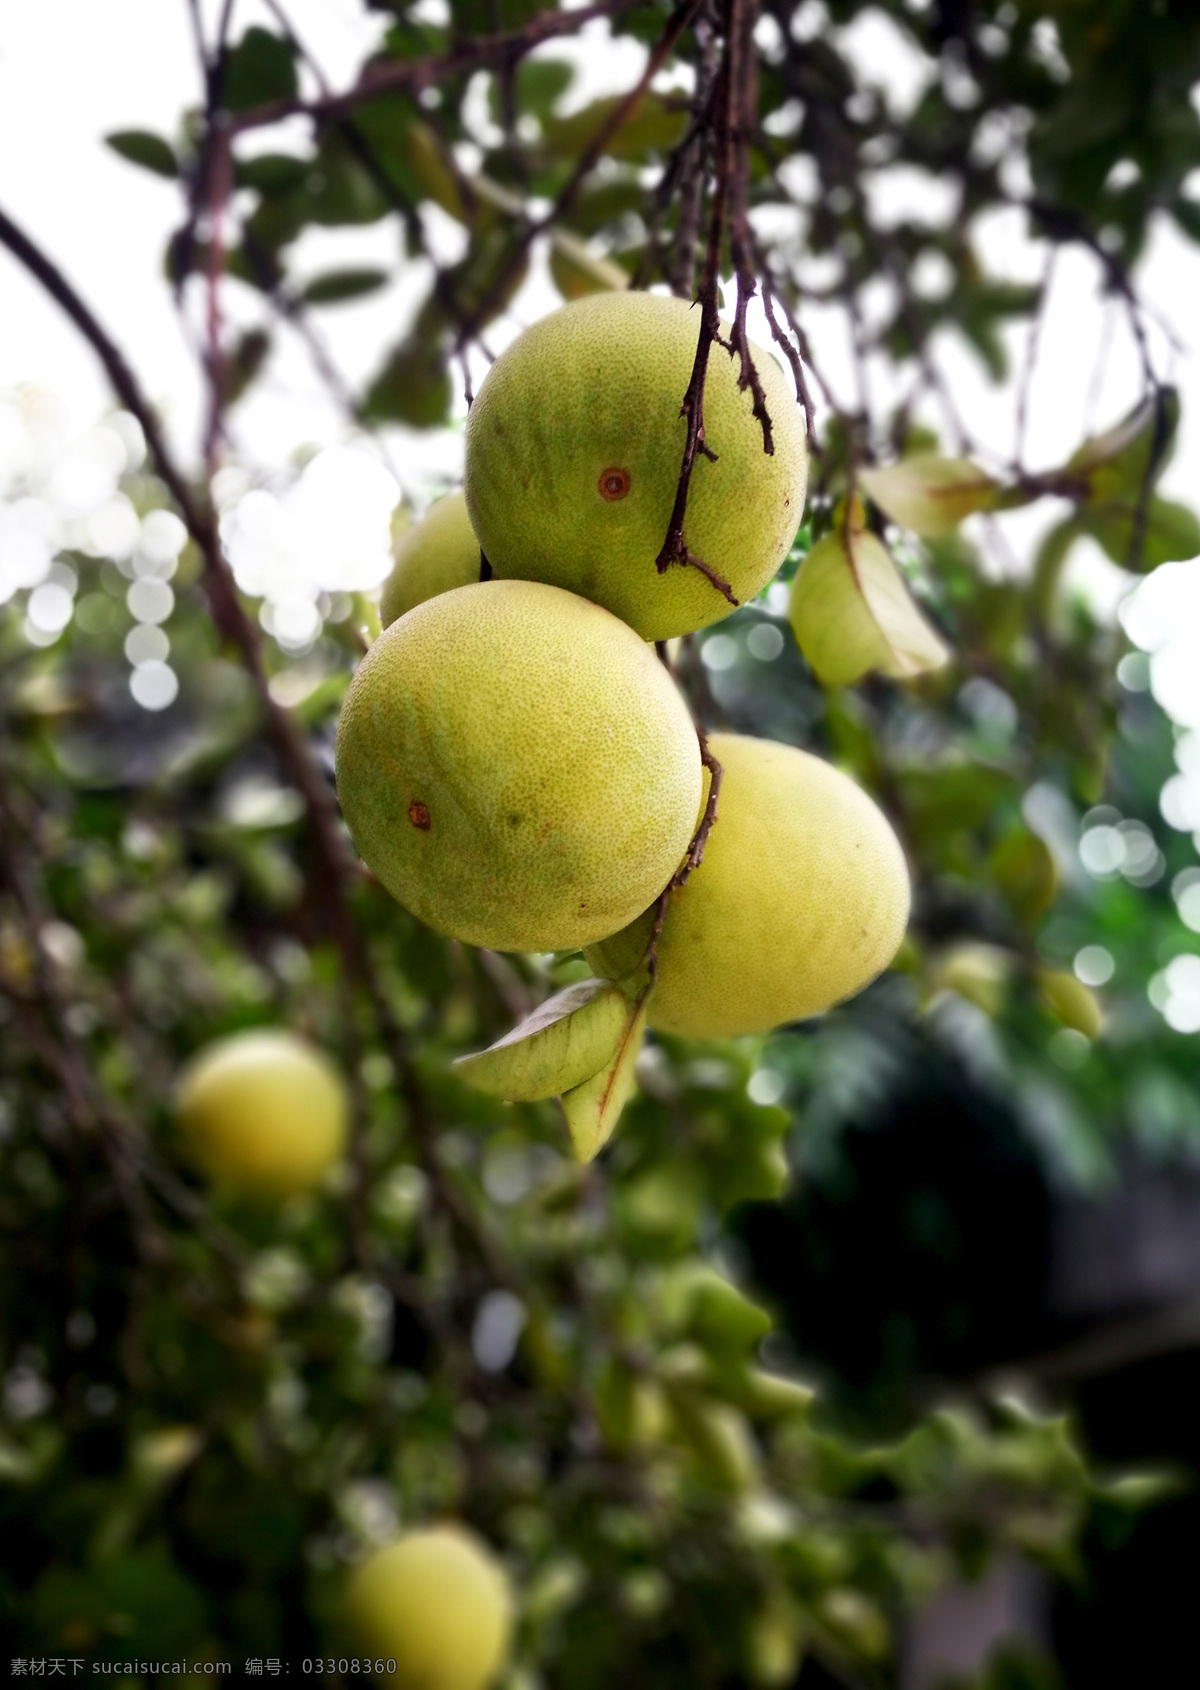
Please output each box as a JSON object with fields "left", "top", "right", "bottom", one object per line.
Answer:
{"left": 598, "top": 466, "right": 632, "bottom": 501}
{"left": 409, "top": 801, "right": 431, "bottom": 831}
{"left": 508, "top": 813, "right": 521, "bottom": 828}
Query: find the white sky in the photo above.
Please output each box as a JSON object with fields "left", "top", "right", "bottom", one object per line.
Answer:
{"left": 1, "top": 0, "right": 1198, "bottom": 747}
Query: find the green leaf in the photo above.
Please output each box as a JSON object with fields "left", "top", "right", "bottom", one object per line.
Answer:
{"left": 362, "top": 333, "right": 453, "bottom": 428}
{"left": 559, "top": 995, "right": 648, "bottom": 1163}
{"left": 1037, "top": 968, "right": 1103, "bottom": 1039}
{"left": 548, "top": 231, "right": 629, "bottom": 300}
{"left": 454, "top": 979, "right": 629, "bottom": 1102}
{"left": 223, "top": 27, "right": 298, "bottom": 113}
{"left": 1077, "top": 495, "right": 1200, "bottom": 571}
{"left": 931, "top": 942, "right": 1014, "bottom": 1016}
{"left": 224, "top": 329, "right": 271, "bottom": 407}
{"left": 489, "top": 58, "right": 574, "bottom": 124}
{"left": 235, "top": 153, "right": 309, "bottom": 195}
{"left": 990, "top": 828, "right": 1059, "bottom": 925}
{"left": 859, "top": 456, "right": 999, "bottom": 537}
{"left": 542, "top": 94, "right": 687, "bottom": 162}
{"left": 302, "top": 267, "right": 391, "bottom": 305}
{"left": 106, "top": 130, "right": 179, "bottom": 179}
{"left": 788, "top": 528, "right": 950, "bottom": 686}
{"left": 1066, "top": 387, "right": 1179, "bottom": 501}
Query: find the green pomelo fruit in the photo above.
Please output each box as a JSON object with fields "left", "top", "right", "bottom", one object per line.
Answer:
{"left": 174, "top": 1029, "right": 348, "bottom": 1198}
{"left": 381, "top": 490, "right": 482, "bottom": 627}
{"left": 336, "top": 579, "right": 702, "bottom": 952}
{"left": 345, "top": 1525, "right": 513, "bottom": 1690}
{"left": 464, "top": 292, "right": 807, "bottom": 641}
{"left": 586, "top": 733, "right": 909, "bottom": 1037}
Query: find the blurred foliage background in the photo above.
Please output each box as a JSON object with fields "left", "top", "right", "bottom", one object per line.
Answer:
{"left": 2, "top": 0, "right": 1200, "bottom": 1683}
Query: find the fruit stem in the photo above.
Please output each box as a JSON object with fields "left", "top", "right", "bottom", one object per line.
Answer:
{"left": 646, "top": 729, "right": 723, "bottom": 981}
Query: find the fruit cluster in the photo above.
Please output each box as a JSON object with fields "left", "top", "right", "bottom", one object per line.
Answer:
{"left": 338, "top": 290, "right": 910, "bottom": 1160}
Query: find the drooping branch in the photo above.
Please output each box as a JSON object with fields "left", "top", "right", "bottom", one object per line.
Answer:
{"left": 452, "top": 0, "right": 704, "bottom": 352}
{"left": 0, "top": 199, "right": 513, "bottom": 1286}
{"left": 227, "top": 0, "right": 648, "bottom": 134}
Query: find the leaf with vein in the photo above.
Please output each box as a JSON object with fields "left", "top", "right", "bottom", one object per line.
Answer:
{"left": 454, "top": 979, "right": 629, "bottom": 1103}
{"left": 789, "top": 528, "right": 949, "bottom": 687}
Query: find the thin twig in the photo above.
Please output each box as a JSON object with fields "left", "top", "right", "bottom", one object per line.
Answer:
{"left": 227, "top": 0, "right": 648, "bottom": 134}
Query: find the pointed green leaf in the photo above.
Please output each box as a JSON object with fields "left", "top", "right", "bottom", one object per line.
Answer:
{"left": 1077, "top": 496, "right": 1200, "bottom": 571}
{"left": 1037, "top": 968, "right": 1103, "bottom": 1039}
{"left": 549, "top": 232, "right": 628, "bottom": 300}
{"left": 789, "top": 529, "right": 949, "bottom": 686}
{"left": 932, "top": 942, "right": 1013, "bottom": 1017}
{"left": 302, "top": 267, "right": 391, "bottom": 306}
{"left": 455, "top": 979, "right": 628, "bottom": 1103}
{"left": 106, "top": 131, "right": 179, "bottom": 180}
{"left": 859, "top": 455, "right": 999, "bottom": 536}
{"left": 1066, "top": 387, "right": 1179, "bottom": 500}
{"left": 223, "top": 27, "right": 297, "bottom": 113}
{"left": 559, "top": 996, "right": 648, "bottom": 1163}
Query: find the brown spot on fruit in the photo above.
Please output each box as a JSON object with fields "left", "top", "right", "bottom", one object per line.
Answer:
{"left": 598, "top": 466, "right": 631, "bottom": 501}
{"left": 409, "top": 801, "right": 431, "bottom": 831}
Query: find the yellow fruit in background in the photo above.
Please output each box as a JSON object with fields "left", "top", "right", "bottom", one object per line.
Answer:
{"left": 586, "top": 734, "right": 909, "bottom": 1037}
{"left": 336, "top": 579, "right": 702, "bottom": 952}
{"left": 345, "top": 1525, "right": 513, "bottom": 1690}
{"left": 174, "top": 1029, "right": 348, "bottom": 1197}
{"left": 380, "top": 490, "right": 481, "bottom": 627}
{"left": 464, "top": 293, "right": 807, "bottom": 642}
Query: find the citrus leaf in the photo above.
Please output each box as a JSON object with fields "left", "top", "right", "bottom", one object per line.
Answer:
{"left": 302, "top": 267, "right": 391, "bottom": 305}
{"left": 454, "top": 979, "right": 629, "bottom": 1103}
{"left": 859, "top": 455, "right": 999, "bottom": 536}
{"left": 931, "top": 942, "right": 1014, "bottom": 1016}
{"left": 548, "top": 231, "right": 628, "bottom": 300}
{"left": 1065, "top": 387, "right": 1179, "bottom": 500}
{"left": 1037, "top": 968, "right": 1103, "bottom": 1038}
{"left": 990, "top": 828, "right": 1059, "bottom": 925}
{"left": 362, "top": 333, "right": 452, "bottom": 427}
{"left": 788, "top": 528, "right": 949, "bottom": 686}
{"left": 106, "top": 130, "right": 179, "bottom": 180}
{"left": 559, "top": 995, "right": 648, "bottom": 1163}
{"left": 1077, "top": 495, "right": 1200, "bottom": 571}
{"left": 223, "top": 27, "right": 297, "bottom": 112}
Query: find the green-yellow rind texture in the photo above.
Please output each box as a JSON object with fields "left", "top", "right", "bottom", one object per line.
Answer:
{"left": 585, "top": 733, "right": 910, "bottom": 1037}
{"left": 464, "top": 292, "right": 807, "bottom": 641}
{"left": 336, "top": 578, "right": 703, "bottom": 953}
{"left": 345, "top": 1524, "right": 513, "bottom": 1690}
{"left": 380, "top": 490, "right": 481, "bottom": 627}
{"left": 174, "top": 1029, "right": 348, "bottom": 1198}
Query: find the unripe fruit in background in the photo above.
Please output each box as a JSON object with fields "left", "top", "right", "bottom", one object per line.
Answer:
{"left": 336, "top": 579, "right": 703, "bottom": 952}
{"left": 174, "top": 1029, "right": 348, "bottom": 1198}
{"left": 345, "top": 1525, "right": 513, "bottom": 1690}
{"left": 380, "top": 490, "right": 481, "bottom": 627}
{"left": 587, "top": 734, "right": 909, "bottom": 1038}
{"left": 464, "top": 293, "right": 807, "bottom": 642}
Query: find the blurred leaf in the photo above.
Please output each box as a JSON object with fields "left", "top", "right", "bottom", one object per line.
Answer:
{"left": 1076, "top": 495, "right": 1200, "bottom": 571}
{"left": 222, "top": 27, "right": 298, "bottom": 113}
{"left": 302, "top": 266, "right": 391, "bottom": 304}
{"left": 859, "top": 455, "right": 1000, "bottom": 536}
{"left": 789, "top": 527, "right": 950, "bottom": 686}
{"left": 454, "top": 979, "right": 628, "bottom": 1102}
{"left": 235, "top": 152, "right": 309, "bottom": 194}
{"left": 1037, "top": 968, "right": 1103, "bottom": 1038}
{"left": 991, "top": 829, "right": 1059, "bottom": 925}
{"left": 560, "top": 995, "right": 647, "bottom": 1163}
{"left": 362, "top": 332, "right": 453, "bottom": 427}
{"left": 932, "top": 942, "right": 1014, "bottom": 1016}
{"left": 106, "top": 129, "right": 179, "bottom": 179}
{"left": 542, "top": 93, "right": 687, "bottom": 161}
{"left": 224, "top": 328, "right": 271, "bottom": 406}
{"left": 1065, "top": 387, "right": 1179, "bottom": 499}
{"left": 549, "top": 231, "right": 629, "bottom": 299}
